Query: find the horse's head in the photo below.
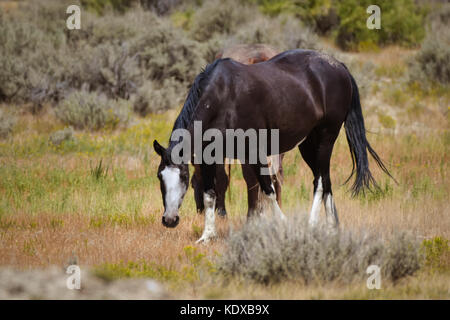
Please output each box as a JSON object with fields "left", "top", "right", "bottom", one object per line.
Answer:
{"left": 153, "top": 140, "right": 189, "bottom": 228}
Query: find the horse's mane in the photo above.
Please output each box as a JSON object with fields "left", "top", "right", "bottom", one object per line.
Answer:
{"left": 171, "top": 58, "right": 226, "bottom": 132}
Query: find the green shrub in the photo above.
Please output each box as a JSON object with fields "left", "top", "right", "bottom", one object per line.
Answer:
{"left": 248, "top": 0, "right": 426, "bottom": 51}
{"left": 189, "top": 0, "right": 252, "bottom": 42}
{"left": 254, "top": 0, "right": 339, "bottom": 35}
{"left": 0, "top": 5, "right": 66, "bottom": 104}
{"left": 219, "top": 216, "right": 421, "bottom": 284}
{"left": 55, "top": 91, "right": 131, "bottom": 130}
{"left": 336, "top": 0, "right": 425, "bottom": 51}
{"left": 422, "top": 237, "right": 450, "bottom": 273}
{"left": 408, "top": 5, "right": 450, "bottom": 86}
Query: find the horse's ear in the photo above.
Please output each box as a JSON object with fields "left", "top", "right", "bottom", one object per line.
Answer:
{"left": 153, "top": 140, "right": 165, "bottom": 156}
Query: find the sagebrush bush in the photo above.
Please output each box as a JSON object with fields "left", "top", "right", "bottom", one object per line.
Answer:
{"left": 0, "top": 1, "right": 204, "bottom": 116}
{"left": 189, "top": 0, "right": 252, "bottom": 42}
{"left": 232, "top": 14, "right": 320, "bottom": 51}
{"left": 49, "top": 127, "right": 75, "bottom": 146}
{"left": 408, "top": 5, "right": 450, "bottom": 86}
{"left": 55, "top": 91, "right": 131, "bottom": 130}
{"left": 218, "top": 216, "right": 421, "bottom": 284}
{"left": 133, "top": 79, "right": 183, "bottom": 116}
{"left": 0, "top": 109, "right": 16, "bottom": 139}
{"left": 81, "top": 0, "right": 182, "bottom": 15}
{"left": 0, "top": 5, "right": 67, "bottom": 104}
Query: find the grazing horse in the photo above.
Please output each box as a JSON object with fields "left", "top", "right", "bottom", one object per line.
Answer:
{"left": 191, "top": 43, "right": 284, "bottom": 217}
{"left": 154, "top": 49, "right": 393, "bottom": 243}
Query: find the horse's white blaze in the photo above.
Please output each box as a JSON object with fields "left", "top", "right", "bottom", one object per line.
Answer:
{"left": 196, "top": 192, "right": 217, "bottom": 243}
{"left": 161, "top": 167, "right": 185, "bottom": 215}
{"left": 324, "top": 193, "right": 339, "bottom": 227}
{"left": 309, "top": 176, "right": 323, "bottom": 226}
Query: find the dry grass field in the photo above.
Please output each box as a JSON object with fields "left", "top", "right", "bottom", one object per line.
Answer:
{"left": 0, "top": 46, "right": 449, "bottom": 299}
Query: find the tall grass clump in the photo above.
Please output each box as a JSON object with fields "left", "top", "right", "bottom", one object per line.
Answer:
{"left": 219, "top": 216, "right": 421, "bottom": 284}
{"left": 422, "top": 237, "right": 450, "bottom": 273}
{"left": 55, "top": 91, "right": 131, "bottom": 130}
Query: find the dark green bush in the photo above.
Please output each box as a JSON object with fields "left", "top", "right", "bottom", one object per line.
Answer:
{"left": 247, "top": 0, "right": 426, "bottom": 51}
{"left": 422, "top": 236, "right": 450, "bottom": 273}
{"left": 336, "top": 0, "right": 425, "bottom": 51}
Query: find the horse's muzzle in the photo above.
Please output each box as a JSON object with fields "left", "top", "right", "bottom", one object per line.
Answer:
{"left": 162, "top": 215, "right": 180, "bottom": 228}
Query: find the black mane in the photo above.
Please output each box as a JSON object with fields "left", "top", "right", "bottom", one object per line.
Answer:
{"left": 171, "top": 59, "right": 225, "bottom": 133}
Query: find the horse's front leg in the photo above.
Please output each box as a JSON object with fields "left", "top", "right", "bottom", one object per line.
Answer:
{"left": 196, "top": 164, "right": 218, "bottom": 243}
{"left": 191, "top": 167, "right": 205, "bottom": 214}
{"left": 214, "top": 164, "right": 229, "bottom": 217}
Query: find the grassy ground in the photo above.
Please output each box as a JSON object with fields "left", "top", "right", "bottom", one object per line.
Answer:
{"left": 0, "top": 48, "right": 449, "bottom": 299}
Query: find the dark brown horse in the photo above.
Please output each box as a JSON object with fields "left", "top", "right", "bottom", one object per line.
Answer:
{"left": 154, "top": 49, "right": 393, "bottom": 243}
{"left": 191, "top": 44, "right": 283, "bottom": 217}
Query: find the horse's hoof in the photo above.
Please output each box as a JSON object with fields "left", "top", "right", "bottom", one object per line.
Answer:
{"left": 217, "top": 208, "right": 227, "bottom": 217}
{"left": 195, "top": 232, "right": 217, "bottom": 244}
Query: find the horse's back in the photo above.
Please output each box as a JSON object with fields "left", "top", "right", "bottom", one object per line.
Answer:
{"left": 207, "top": 50, "right": 351, "bottom": 151}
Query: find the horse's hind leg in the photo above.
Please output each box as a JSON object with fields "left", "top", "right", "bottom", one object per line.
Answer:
{"left": 214, "top": 164, "right": 229, "bottom": 217}
{"left": 251, "top": 163, "right": 285, "bottom": 220}
{"left": 299, "top": 127, "right": 340, "bottom": 227}
{"left": 317, "top": 131, "right": 340, "bottom": 228}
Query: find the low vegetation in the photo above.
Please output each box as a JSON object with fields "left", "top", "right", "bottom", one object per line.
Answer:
{"left": 219, "top": 216, "right": 421, "bottom": 284}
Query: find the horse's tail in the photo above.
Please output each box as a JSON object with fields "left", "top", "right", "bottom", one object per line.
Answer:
{"left": 344, "top": 71, "right": 396, "bottom": 196}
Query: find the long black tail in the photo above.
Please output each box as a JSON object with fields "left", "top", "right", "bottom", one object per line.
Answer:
{"left": 344, "top": 72, "right": 396, "bottom": 196}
